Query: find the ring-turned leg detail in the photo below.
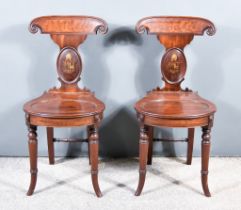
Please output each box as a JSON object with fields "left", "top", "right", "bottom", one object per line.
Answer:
{"left": 47, "top": 127, "right": 54, "bottom": 165}
{"left": 89, "top": 125, "right": 102, "bottom": 197}
{"left": 135, "top": 125, "right": 149, "bottom": 196}
{"left": 27, "top": 124, "right": 38, "bottom": 196}
{"left": 187, "top": 128, "right": 195, "bottom": 165}
{"left": 201, "top": 124, "right": 212, "bottom": 197}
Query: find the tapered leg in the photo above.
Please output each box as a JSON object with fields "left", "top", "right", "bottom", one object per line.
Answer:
{"left": 186, "top": 128, "right": 195, "bottom": 165}
{"left": 27, "top": 125, "right": 38, "bottom": 196}
{"left": 135, "top": 125, "right": 149, "bottom": 196}
{"left": 89, "top": 125, "right": 102, "bottom": 197}
{"left": 47, "top": 127, "right": 54, "bottom": 165}
{"left": 147, "top": 126, "right": 154, "bottom": 165}
{"left": 201, "top": 125, "right": 212, "bottom": 197}
{"left": 87, "top": 126, "right": 91, "bottom": 165}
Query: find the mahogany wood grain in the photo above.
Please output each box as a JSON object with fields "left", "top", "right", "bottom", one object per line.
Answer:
{"left": 30, "top": 115, "right": 96, "bottom": 127}
{"left": 135, "top": 91, "right": 216, "bottom": 119}
{"left": 26, "top": 123, "right": 38, "bottom": 196}
{"left": 135, "top": 125, "right": 149, "bottom": 196}
{"left": 136, "top": 16, "right": 215, "bottom": 35}
{"left": 24, "top": 16, "right": 107, "bottom": 197}
{"left": 134, "top": 16, "right": 216, "bottom": 197}
{"left": 24, "top": 90, "right": 105, "bottom": 119}
{"left": 87, "top": 126, "right": 91, "bottom": 165}
{"left": 46, "top": 127, "right": 54, "bottom": 165}
{"left": 147, "top": 126, "right": 154, "bottom": 165}
{"left": 89, "top": 125, "right": 102, "bottom": 197}
{"left": 186, "top": 128, "right": 195, "bottom": 165}
{"left": 144, "top": 115, "right": 209, "bottom": 128}
{"left": 201, "top": 122, "right": 213, "bottom": 197}
{"left": 29, "top": 16, "right": 108, "bottom": 34}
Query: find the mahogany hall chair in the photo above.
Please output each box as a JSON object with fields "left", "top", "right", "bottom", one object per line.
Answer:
{"left": 134, "top": 16, "right": 216, "bottom": 197}
{"left": 23, "top": 16, "right": 108, "bottom": 197}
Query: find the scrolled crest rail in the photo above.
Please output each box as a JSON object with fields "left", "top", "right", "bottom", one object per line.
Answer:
{"left": 136, "top": 16, "right": 216, "bottom": 36}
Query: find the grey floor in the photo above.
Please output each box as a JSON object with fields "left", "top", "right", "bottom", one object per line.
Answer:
{"left": 0, "top": 157, "right": 240, "bottom": 210}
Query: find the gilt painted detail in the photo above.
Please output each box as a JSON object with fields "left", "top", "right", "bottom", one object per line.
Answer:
{"left": 57, "top": 47, "right": 82, "bottom": 84}
{"left": 63, "top": 53, "right": 76, "bottom": 74}
{"left": 161, "top": 48, "right": 187, "bottom": 84}
{"left": 167, "top": 53, "right": 180, "bottom": 75}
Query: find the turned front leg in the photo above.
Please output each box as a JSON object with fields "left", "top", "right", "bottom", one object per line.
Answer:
{"left": 27, "top": 125, "right": 38, "bottom": 196}
{"left": 135, "top": 125, "right": 149, "bottom": 196}
{"left": 201, "top": 125, "right": 212, "bottom": 197}
{"left": 89, "top": 125, "right": 102, "bottom": 197}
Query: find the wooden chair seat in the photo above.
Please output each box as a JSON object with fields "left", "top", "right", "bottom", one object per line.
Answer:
{"left": 135, "top": 91, "right": 216, "bottom": 120}
{"left": 24, "top": 90, "right": 105, "bottom": 118}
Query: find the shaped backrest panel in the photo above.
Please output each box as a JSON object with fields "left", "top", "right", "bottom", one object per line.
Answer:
{"left": 29, "top": 16, "right": 108, "bottom": 91}
{"left": 136, "top": 16, "right": 216, "bottom": 91}
{"left": 136, "top": 16, "right": 215, "bottom": 36}
{"left": 29, "top": 16, "right": 108, "bottom": 35}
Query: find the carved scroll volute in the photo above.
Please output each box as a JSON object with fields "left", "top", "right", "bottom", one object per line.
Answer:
{"left": 29, "top": 16, "right": 108, "bottom": 90}
{"left": 136, "top": 16, "right": 216, "bottom": 91}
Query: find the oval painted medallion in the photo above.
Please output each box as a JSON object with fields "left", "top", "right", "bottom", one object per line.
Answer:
{"left": 57, "top": 47, "right": 82, "bottom": 84}
{"left": 161, "top": 48, "right": 187, "bottom": 84}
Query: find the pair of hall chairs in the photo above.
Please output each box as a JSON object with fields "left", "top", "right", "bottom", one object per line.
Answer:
{"left": 24, "top": 16, "right": 216, "bottom": 197}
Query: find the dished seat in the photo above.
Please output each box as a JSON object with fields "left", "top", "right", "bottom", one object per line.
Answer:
{"left": 135, "top": 91, "right": 216, "bottom": 119}
{"left": 24, "top": 89, "right": 105, "bottom": 118}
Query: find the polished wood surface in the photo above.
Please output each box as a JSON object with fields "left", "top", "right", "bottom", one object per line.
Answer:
{"left": 187, "top": 128, "right": 195, "bottom": 165}
{"left": 134, "top": 16, "right": 216, "bottom": 197}
{"left": 24, "top": 89, "right": 105, "bottom": 119}
{"left": 135, "top": 125, "right": 149, "bottom": 196}
{"left": 147, "top": 126, "right": 154, "bottom": 165}
{"left": 24, "top": 16, "right": 108, "bottom": 197}
{"left": 29, "top": 16, "right": 108, "bottom": 34}
{"left": 136, "top": 16, "right": 215, "bottom": 35}
{"left": 46, "top": 127, "right": 54, "bottom": 165}
{"left": 135, "top": 91, "right": 216, "bottom": 119}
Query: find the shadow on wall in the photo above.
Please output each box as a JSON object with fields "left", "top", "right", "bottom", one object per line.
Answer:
{"left": 0, "top": 24, "right": 175, "bottom": 157}
{"left": 80, "top": 25, "right": 175, "bottom": 157}
{"left": 99, "top": 105, "right": 139, "bottom": 157}
{"left": 81, "top": 25, "right": 176, "bottom": 157}
{"left": 190, "top": 26, "right": 241, "bottom": 156}
{"left": 79, "top": 26, "right": 143, "bottom": 157}
{"left": 1, "top": 24, "right": 240, "bottom": 157}
{"left": 98, "top": 27, "right": 141, "bottom": 157}
{"left": 0, "top": 24, "right": 56, "bottom": 156}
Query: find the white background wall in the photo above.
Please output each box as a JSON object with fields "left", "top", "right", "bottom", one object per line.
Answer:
{"left": 0, "top": 0, "right": 241, "bottom": 157}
